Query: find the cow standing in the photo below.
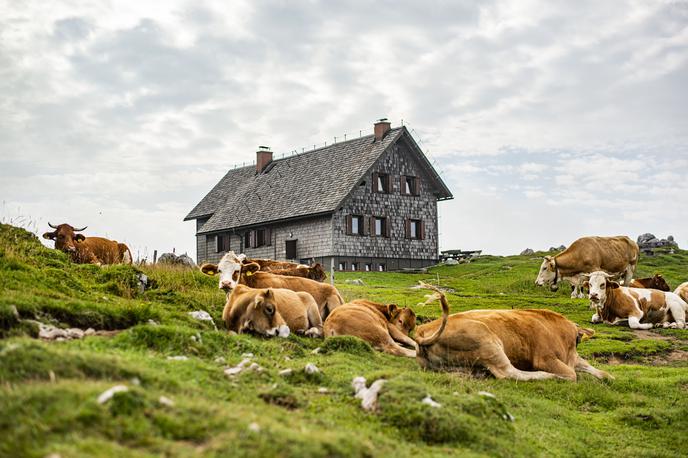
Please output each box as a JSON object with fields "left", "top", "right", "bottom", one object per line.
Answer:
{"left": 535, "top": 236, "right": 639, "bottom": 298}
{"left": 42, "top": 223, "right": 132, "bottom": 265}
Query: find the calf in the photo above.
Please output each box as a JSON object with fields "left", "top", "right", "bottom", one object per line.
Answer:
{"left": 584, "top": 271, "right": 688, "bottom": 329}
{"left": 223, "top": 284, "right": 322, "bottom": 337}
{"left": 628, "top": 274, "right": 671, "bottom": 291}
{"left": 414, "top": 283, "right": 610, "bottom": 381}
{"left": 201, "top": 251, "right": 343, "bottom": 318}
{"left": 324, "top": 300, "right": 417, "bottom": 357}
{"left": 675, "top": 282, "right": 688, "bottom": 304}
{"left": 42, "top": 223, "right": 132, "bottom": 265}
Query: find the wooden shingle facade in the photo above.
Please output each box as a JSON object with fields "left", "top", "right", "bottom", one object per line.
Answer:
{"left": 185, "top": 121, "right": 452, "bottom": 271}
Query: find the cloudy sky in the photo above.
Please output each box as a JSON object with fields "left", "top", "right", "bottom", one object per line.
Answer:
{"left": 1, "top": 0, "right": 687, "bottom": 259}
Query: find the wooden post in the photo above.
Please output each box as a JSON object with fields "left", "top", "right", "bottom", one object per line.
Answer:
{"left": 330, "top": 257, "right": 335, "bottom": 286}
{"left": 153, "top": 250, "right": 157, "bottom": 264}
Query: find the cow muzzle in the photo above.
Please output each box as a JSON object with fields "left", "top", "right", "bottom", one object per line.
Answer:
{"left": 589, "top": 293, "right": 600, "bottom": 304}
{"left": 219, "top": 280, "right": 235, "bottom": 291}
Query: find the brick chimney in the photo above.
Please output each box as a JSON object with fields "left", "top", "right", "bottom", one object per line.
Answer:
{"left": 374, "top": 118, "right": 391, "bottom": 141}
{"left": 256, "top": 146, "right": 272, "bottom": 173}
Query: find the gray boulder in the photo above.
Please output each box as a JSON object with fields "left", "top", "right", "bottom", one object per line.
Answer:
{"left": 157, "top": 252, "right": 196, "bottom": 268}
{"left": 520, "top": 248, "right": 534, "bottom": 256}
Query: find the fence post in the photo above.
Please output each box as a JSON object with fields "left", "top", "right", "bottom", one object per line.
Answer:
{"left": 153, "top": 250, "right": 157, "bottom": 264}
{"left": 330, "top": 257, "right": 335, "bottom": 286}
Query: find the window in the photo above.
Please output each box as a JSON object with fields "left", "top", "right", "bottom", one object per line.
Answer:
{"left": 244, "top": 232, "right": 250, "bottom": 249}
{"left": 216, "top": 234, "right": 230, "bottom": 253}
{"left": 246, "top": 228, "right": 272, "bottom": 248}
{"left": 346, "top": 215, "right": 364, "bottom": 236}
{"left": 285, "top": 240, "right": 297, "bottom": 259}
{"left": 365, "top": 263, "right": 372, "bottom": 272}
{"left": 378, "top": 264, "right": 386, "bottom": 272}
{"left": 401, "top": 175, "right": 420, "bottom": 196}
{"left": 256, "top": 229, "right": 266, "bottom": 247}
{"left": 372, "top": 172, "right": 391, "bottom": 193}
{"left": 405, "top": 218, "right": 425, "bottom": 240}
{"left": 338, "top": 262, "right": 346, "bottom": 271}
{"left": 374, "top": 217, "right": 389, "bottom": 237}
{"left": 351, "top": 262, "right": 358, "bottom": 271}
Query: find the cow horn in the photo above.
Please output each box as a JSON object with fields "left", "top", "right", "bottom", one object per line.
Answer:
{"left": 73, "top": 225, "right": 88, "bottom": 232}
{"left": 48, "top": 222, "right": 58, "bottom": 229}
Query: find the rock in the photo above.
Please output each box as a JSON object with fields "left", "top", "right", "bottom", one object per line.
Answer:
{"left": 130, "top": 377, "right": 141, "bottom": 386}
{"left": 318, "top": 387, "right": 329, "bottom": 394}
{"left": 637, "top": 233, "right": 656, "bottom": 244}
{"left": 248, "top": 422, "right": 261, "bottom": 433}
{"left": 520, "top": 248, "right": 534, "bottom": 256}
{"left": 224, "top": 358, "right": 252, "bottom": 376}
{"left": 444, "top": 258, "right": 459, "bottom": 265}
{"left": 352, "top": 376, "right": 385, "bottom": 412}
{"left": 668, "top": 235, "right": 674, "bottom": 242}
{"left": 421, "top": 395, "right": 442, "bottom": 408}
{"left": 97, "top": 385, "right": 128, "bottom": 404}
{"left": 345, "top": 279, "right": 365, "bottom": 285}
{"left": 158, "top": 396, "right": 175, "bottom": 407}
{"left": 478, "top": 391, "right": 496, "bottom": 399}
{"left": 214, "top": 357, "right": 226, "bottom": 365}
{"left": 304, "top": 363, "right": 320, "bottom": 374}
{"left": 311, "top": 347, "right": 321, "bottom": 355}
{"left": 157, "top": 252, "right": 196, "bottom": 268}
{"left": 241, "top": 353, "right": 254, "bottom": 359}
{"left": 503, "top": 412, "right": 515, "bottom": 422}
{"left": 549, "top": 245, "right": 566, "bottom": 252}
{"left": 84, "top": 328, "right": 96, "bottom": 336}
{"left": 188, "top": 310, "right": 217, "bottom": 330}
{"left": 279, "top": 368, "right": 293, "bottom": 376}
{"left": 166, "top": 355, "right": 189, "bottom": 361}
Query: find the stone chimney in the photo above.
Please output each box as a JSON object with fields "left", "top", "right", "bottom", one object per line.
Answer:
{"left": 374, "top": 118, "right": 391, "bottom": 141}
{"left": 256, "top": 146, "right": 272, "bottom": 173}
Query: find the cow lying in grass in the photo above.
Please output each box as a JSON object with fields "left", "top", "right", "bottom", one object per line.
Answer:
{"left": 222, "top": 284, "right": 322, "bottom": 337}
{"left": 42, "top": 222, "right": 132, "bottom": 265}
{"left": 323, "top": 300, "right": 417, "bottom": 357}
{"left": 584, "top": 271, "right": 688, "bottom": 329}
{"left": 201, "top": 251, "right": 343, "bottom": 318}
{"left": 247, "top": 257, "right": 326, "bottom": 282}
{"left": 673, "top": 282, "right": 688, "bottom": 304}
{"left": 628, "top": 274, "right": 671, "bottom": 291}
{"left": 414, "top": 283, "right": 611, "bottom": 381}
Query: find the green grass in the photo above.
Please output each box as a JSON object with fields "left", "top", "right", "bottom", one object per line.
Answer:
{"left": 1, "top": 223, "right": 687, "bottom": 457}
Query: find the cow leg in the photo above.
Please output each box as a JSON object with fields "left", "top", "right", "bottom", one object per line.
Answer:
{"left": 477, "top": 342, "right": 560, "bottom": 381}
{"left": 304, "top": 303, "right": 323, "bottom": 337}
{"left": 575, "top": 357, "right": 613, "bottom": 380}
{"left": 591, "top": 313, "right": 602, "bottom": 324}
{"left": 532, "top": 356, "right": 577, "bottom": 381}
{"left": 387, "top": 324, "right": 418, "bottom": 350}
{"left": 380, "top": 341, "right": 416, "bottom": 358}
{"left": 627, "top": 315, "right": 653, "bottom": 330}
{"left": 666, "top": 298, "right": 687, "bottom": 329}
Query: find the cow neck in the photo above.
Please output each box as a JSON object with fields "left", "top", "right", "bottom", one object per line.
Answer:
{"left": 241, "top": 272, "right": 257, "bottom": 288}
{"left": 600, "top": 287, "right": 620, "bottom": 321}
{"left": 552, "top": 258, "right": 559, "bottom": 286}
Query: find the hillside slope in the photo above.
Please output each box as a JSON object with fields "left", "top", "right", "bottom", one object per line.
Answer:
{"left": 1, "top": 224, "right": 687, "bottom": 457}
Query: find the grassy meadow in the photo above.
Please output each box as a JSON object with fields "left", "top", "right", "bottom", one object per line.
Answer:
{"left": 1, "top": 223, "right": 687, "bottom": 457}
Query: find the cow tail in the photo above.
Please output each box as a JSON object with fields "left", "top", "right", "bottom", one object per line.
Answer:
{"left": 124, "top": 246, "right": 133, "bottom": 265}
{"left": 415, "top": 282, "right": 449, "bottom": 347}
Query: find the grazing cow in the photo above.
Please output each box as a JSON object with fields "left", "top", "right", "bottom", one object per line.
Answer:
{"left": 222, "top": 284, "right": 322, "bottom": 337}
{"left": 324, "top": 300, "right": 417, "bottom": 357}
{"left": 535, "top": 236, "right": 639, "bottom": 298}
{"left": 42, "top": 223, "right": 132, "bottom": 265}
{"left": 628, "top": 274, "right": 671, "bottom": 291}
{"left": 201, "top": 251, "right": 343, "bottom": 318}
{"left": 584, "top": 271, "right": 688, "bottom": 329}
{"left": 674, "top": 282, "right": 688, "bottom": 304}
{"left": 414, "top": 283, "right": 611, "bottom": 381}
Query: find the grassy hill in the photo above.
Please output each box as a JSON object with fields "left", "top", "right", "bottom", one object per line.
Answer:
{"left": 1, "top": 223, "right": 687, "bottom": 457}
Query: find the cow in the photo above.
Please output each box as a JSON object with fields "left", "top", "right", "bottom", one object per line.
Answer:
{"left": 583, "top": 271, "right": 688, "bottom": 329}
{"left": 222, "top": 284, "right": 322, "bottom": 337}
{"left": 413, "top": 283, "right": 611, "bottom": 381}
{"left": 628, "top": 274, "right": 671, "bottom": 291}
{"left": 267, "top": 263, "right": 327, "bottom": 282}
{"left": 675, "top": 282, "right": 688, "bottom": 304}
{"left": 323, "top": 300, "right": 417, "bottom": 357}
{"left": 535, "top": 236, "right": 639, "bottom": 298}
{"left": 42, "top": 223, "right": 132, "bottom": 265}
{"left": 201, "top": 251, "right": 343, "bottom": 318}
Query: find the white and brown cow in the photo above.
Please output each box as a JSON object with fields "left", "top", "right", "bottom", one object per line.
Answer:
{"left": 201, "top": 251, "right": 343, "bottom": 318}
{"left": 535, "top": 236, "right": 639, "bottom": 298}
{"left": 584, "top": 271, "right": 688, "bottom": 329}
{"left": 674, "top": 282, "right": 688, "bottom": 304}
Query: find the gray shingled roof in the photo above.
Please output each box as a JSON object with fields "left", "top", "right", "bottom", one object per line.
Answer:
{"left": 185, "top": 127, "right": 451, "bottom": 234}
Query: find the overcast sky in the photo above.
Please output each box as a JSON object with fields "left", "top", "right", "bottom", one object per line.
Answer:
{"left": 1, "top": 0, "right": 687, "bottom": 259}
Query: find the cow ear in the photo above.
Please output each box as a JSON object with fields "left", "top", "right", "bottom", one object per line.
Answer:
{"left": 42, "top": 232, "right": 56, "bottom": 240}
{"left": 200, "top": 263, "right": 219, "bottom": 276}
{"left": 583, "top": 281, "right": 589, "bottom": 288}
{"left": 608, "top": 281, "right": 620, "bottom": 289}
{"left": 237, "top": 253, "right": 247, "bottom": 262}
{"left": 244, "top": 262, "right": 260, "bottom": 275}
{"left": 544, "top": 256, "right": 552, "bottom": 262}
{"left": 388, "top": 304, "right": 398, "bottom": 314}
{"left": 264, "top": 288, "right": 273, "bottom": 299}
{"left": 75, "top": 234, "right": 86, "bottom": 242}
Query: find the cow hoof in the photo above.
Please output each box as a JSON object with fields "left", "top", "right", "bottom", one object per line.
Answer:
{"left": 305, "top": 327, "right": 321, "bottom": 338}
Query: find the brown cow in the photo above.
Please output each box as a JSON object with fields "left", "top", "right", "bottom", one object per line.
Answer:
{"left": 414, "top": 283, "right": 611, "bottom": 381}
{"left": 584, "top": 271, "right": 687, "bottom": 329}
{"left": 201, "top": 252, "right": 343, "bottom": 318}
{"left": 324, "top": 300, "right": 417, "bottom": 357}
{"left": 675, "top": 282, "right": 688, "bottom": 304}
{"left": 535, "top": 236, "right": 639, "bottom": 298}
{"left": 628, "top": 274, "right": 671, "bottom": 291}
{"left": 222, "top": 284, "right": 322, "bottom": 337}
{"left": 267, "top": 263, "right": 327, "bottom": 282}
{"left": 42, "top": 223, "right": 132, "bottom": 265}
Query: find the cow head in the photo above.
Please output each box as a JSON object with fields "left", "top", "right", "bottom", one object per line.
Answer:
{"left": 388, "top": 304, "right": 416, "bottom": 335}
{"left": 583, "top": 271, "right": 619, "bottom": 307}
{"left": 42, "top": 223, "right": 88, "bottom": 254}
{"left": 651, "top": 274, "right": 671, "bottom": 292}
{"left": 200, "top": 251, "right": 254, "bottom": 291}
{"left": 535, "top": 256, "right": 558, "bottom": 290}
{"left": 239, "top": 288, "right": 290, "bottom": 338}
{"left": 309, "top": 263, "right": 326, "bottom": 282}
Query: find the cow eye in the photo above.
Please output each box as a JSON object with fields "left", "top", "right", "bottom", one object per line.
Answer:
{"left": 265, "top": 304, "right": 275, "bottom": 316}
{"left": 600, "top": 284, "right": 606, "bottom": 289}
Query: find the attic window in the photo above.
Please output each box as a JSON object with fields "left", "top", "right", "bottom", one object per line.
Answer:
{"left": 372, "top": 173, "right": 391, "bottom": 193}
{"left": 401, "top": 175, "right": 420, "bottom": 196}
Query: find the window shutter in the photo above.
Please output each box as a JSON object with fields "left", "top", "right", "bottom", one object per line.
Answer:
{"left": 400, "top": 175, "right": 407, "bottom": 195}
{"left": 364, "top": 215, "right": 371, "bottom": 236}
{"left": 345, "top": 215, "right": 352, "bottom": 235}
{"left": 249, "top": 230, "right": 256, "bottom": 248}
{"left": 420, "top": 220, "right": 425, "bottom": 240}
{"left": 385, "top": 217, "right": 391, "bottom": 238}
{"left": 414, "top": 177, "right": 421, "bottom": 196}
{"left": 404, "top": 218, "right": 410, "bottom": 239}
{"left": 372, "top": 173, "right": 379, "bottom": 193}
{"left": 265, "top": 227, "right": 272, "bottom": 246}
{"left": 386, "top": 174, "right": 393, "bottom": 193}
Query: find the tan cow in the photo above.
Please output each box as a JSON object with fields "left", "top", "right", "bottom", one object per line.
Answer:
{"left": 201, "top": 251, "right": 343, "bottom": 318}
{"left": 414, "top": 283, "right": 611, "bottom": 381}
{"left": 42, "top": 223, "right": 132, "bottom": 265}
{"left": 675, "top": 282, "right": 688, "bottom": 304}
{"left": 222, "top": 284, "right": 322, "bottom": 337}
{"left": 535, "top": 236, "right": 639, "bottom": 298}
{"left": 584, "top": 271, "right": 688, "bottom": 329}
{"left": 323, "top": 300, "right": 417, "bottom": 357}
{"left": 628, "top": 274, "right": 671, "bottom": 291}
{"left": 267, "top": 264, "right": 327, "bottom": 282}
